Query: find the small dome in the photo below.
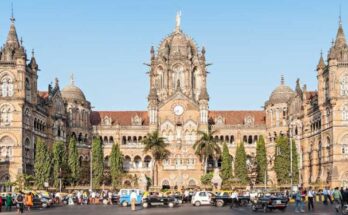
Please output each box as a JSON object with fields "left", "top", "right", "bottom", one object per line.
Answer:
{"left": 267, "top": 76, "right": 295, "bottom": 105}
{"left": 61, "top": 75, "right": 86, "bottom": 102}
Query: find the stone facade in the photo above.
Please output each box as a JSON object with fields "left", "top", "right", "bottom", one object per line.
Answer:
{"left": 1, "top": 13, "right": 348, "bottom": 190}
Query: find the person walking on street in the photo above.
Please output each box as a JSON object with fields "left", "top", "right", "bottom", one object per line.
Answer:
{"left": 333, "top": 187, "right": 343, "bottom": 213}
{"left": 130, "top": 190, "right": 137, "bottom": 211}
{"left": 323, "top": 187, "right": 329, "bottom": 205}
{"left": 0, "top": 194, "right": 3, "bottom": 212}
{"left": 24, "top": 192, "right": 33, "bottom": 212}
{"left": 5, "top": 193, "right": 12, "bottom": 211}
{"left": 16, "top": 192, "right": 24, "bottom": 214}
{"left": 295, "top": 188, "right": 305, "bottom": 213}
{"left": 307, "top": 187, "right": 315, "bottom": 211}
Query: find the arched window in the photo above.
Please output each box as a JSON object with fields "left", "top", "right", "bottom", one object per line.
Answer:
{"left": 1, "top": 76, "right": 14, "bottom": 97}
{"left": 341, "top": 135, "right": 348, "bottom": 155}
{"left": 0, "top": 136, "right": 14, "bottom": 161}
{"left": 25, "top": 78, "right": 31, "bottom": 102}
{"left": 134, "top": 156, "right": 142, "bottom": 169}
{"left": 144, "top": 155, "right": 152, "bottom": 168}
{"left": 123, "top": 156, "right": 131, "bottom": 170}
{"left": 0, "top": 104, "right": 13, "bottom": 126}
{"left": 340, "top": 75, "right": 348, "bottom": 96}
{"left": 342, "top": 105, "right": 348, "bottom": 121}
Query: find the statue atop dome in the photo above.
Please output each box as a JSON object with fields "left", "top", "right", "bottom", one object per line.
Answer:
{"left": 175, "top": 11, "right": 181, "bottom": 32}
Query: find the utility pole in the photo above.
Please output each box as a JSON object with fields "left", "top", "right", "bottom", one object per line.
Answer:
{"left": 90, "top": 146, "right": 93, "bottom": 191}
{"left": 290, "top": 128, "right": 293, "bottom": 191}
{"left": 59, "top": 168, "right": 62, "bottom": 193}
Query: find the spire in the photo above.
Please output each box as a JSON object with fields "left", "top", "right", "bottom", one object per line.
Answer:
{"left": 280, "top": 74, "right": 284, "bottom": 85}
{"left": 334, "top": 16, "right": 347, "bottom": 48}
{"left": 5, "top": 3, "right": 20, "bottom": 48}
{"left": 29, "top": 49, "right": 38, "bottom": 70}
{"left": 199, "top": 86, "right": 209, "bottom": 101}
{"left": 317, "top": 50, "right": 326, "bottom": 70}
{"left": 175, "top": 11, "right": 181, "bottom": 32}
{"left": 54, "top": 77, "right": 59, "bottom": 89}
{"left": 148, "top": 87, "right": 158, "bottom": 100}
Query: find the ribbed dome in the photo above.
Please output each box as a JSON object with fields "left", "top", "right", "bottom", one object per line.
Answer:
{"left": 157, "top": 30, "right": 198, "bottom": 59}
{"left": 267, "top": 76, "right": 295, "bottom": 105}
{"left": 61, "top": 76, "right": 86, "bottom": 102}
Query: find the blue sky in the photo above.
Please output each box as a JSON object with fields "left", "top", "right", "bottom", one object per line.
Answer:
{"left": 0, "top": 0, "right": 344, "bottom": 110}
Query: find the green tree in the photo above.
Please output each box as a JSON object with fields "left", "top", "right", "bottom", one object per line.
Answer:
{"left": 220, "top": 142, "right": 232, "bottom": 183}
{"left": 201, "top": 172, "right": 214, "bottom": 186}
{"left": 110, "top": 143, "right": 123, "bottom": 189}
{"left": 234, "top": 142, "right": 249, "bottom": 185}
{"left": 193, "top": 127, "right": 221, "bottom": 174}
{"left": 92, "top": 137, "right": 104, "bottom": 189}
{"left": 274, "top": 136, "right": 299, "bottom": 185}
{"left": 256, "top": 136, "right": 267, "bottom": 184}
{"left": 34, "top": 138, "right": 51, "bottom": 189}
{"left": 52, "top": 141, "right": 67, "bottom": 188}
{"left": 68, "top": 136, "right": 80, "bottom": 186}
{"left": 142, "top": 130, "right": 170, "bottom": 186}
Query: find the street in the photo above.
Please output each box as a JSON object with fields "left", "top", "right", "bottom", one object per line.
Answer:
{"left": 0, "top": 203, "right": 338, "bottom": 215}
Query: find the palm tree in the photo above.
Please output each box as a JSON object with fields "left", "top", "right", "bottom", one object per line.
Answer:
{"left": 193, "top": 127, "right": 221, "bottom": 174}
{"left": 142, "top": 130, "right": 170, "bottom": 187}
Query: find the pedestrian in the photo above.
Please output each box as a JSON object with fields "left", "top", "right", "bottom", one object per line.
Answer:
{"left": 5, "top": 193, "right": 12, "bottom": 211}
{"left": 130, "top": 190, "right": 137, "bottom": 211}
{"left": 0, "top": 194, "right": 3, "bottom": 212}
{"left": 230, "top": 190, "right": 238, "bottom": 208}
{"left": 108, "top": 191, "right": 113, "bottom": 205}
{"left": 328, "top": 187, "right": 334, "bottom": 204}
{"left": 25, "top": 192, "right": 33, "bottom": 212}
{"left": 295, "top": 188, "right": 304, "bottom": 213}
{"left": 91, "top": 191, "right": 96, "bottom": 204}
{"left": 16, "top": 192, "right": 24, "bottom": 214}
{"left": 333, "top": 187, "right": 343, "bottom": 213}
{"left": 307, "top": 187, "right": 315, "bottom": 211}
{"left": 343, "top": 188, "right": 348, "bottom": 205}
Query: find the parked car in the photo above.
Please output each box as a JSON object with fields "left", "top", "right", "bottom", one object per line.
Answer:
{"left": 191, "top": 191, "right": 212, "bottom": 207}
{"left": 211, "top": 191, "right": 232, "bottom": 207}
{"left": 118, "top": 189, "right": 143, "bottom": 207}
{"left": 142, "top": 195, "right": 179, "bottom": 208}
{"left": 251, "top": 195, "right": 288, "bottom": 212}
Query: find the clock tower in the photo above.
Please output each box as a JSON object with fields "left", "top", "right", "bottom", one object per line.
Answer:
{"left": 146, "top": 13, "right": 209, "bottom": 187}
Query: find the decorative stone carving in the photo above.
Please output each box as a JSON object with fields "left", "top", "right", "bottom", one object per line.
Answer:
{"left": 131, "top": 114, "right": 142, "bottom": 126}
{"left": 244, "top": 115, "right": 254, "bottom": 127}
{"left": 102, "top": 116, "right": 112, "bottom": 126}
{"left": 215, "top": 115, "right": 225, "bottom": 125}
{"left": 211, "top": 168, "right": 222, "bottom": 190}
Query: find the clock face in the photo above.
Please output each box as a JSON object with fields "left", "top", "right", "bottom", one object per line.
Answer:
{"left": 173, "top": 105, "right": 184, "bottom": 116}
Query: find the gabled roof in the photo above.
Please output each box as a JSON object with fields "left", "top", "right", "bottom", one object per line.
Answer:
{"left": 209, "top": 110, "right": 266, "bottom": 126}
{"left": 90, "top": 111, "right": 148, "bottom": 126}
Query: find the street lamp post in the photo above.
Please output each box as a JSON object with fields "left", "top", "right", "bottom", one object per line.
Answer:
{"left": 90, "top": 146, "right": 93, "bottom": 191}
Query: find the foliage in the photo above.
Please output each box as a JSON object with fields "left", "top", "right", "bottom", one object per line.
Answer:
{"left": 201, "top": 172, "right": 214, "bottom": 185}
{"left": 52, "top": 141, "right": 68, "bottom": 188}
{"left": 34, "top": 138, "right": 51, "bottom": 189}
{"left": 92, "top": 137, "right": 104, "bottom": 189}
{"left": 143, "top": 130, "right": 170, "bottom": 186}
{"left": 234, "top": 142, "right": 249, "bottom": 185}
{"left": 110, "top": 143, "right": 123, "bottom": 189}
{"left": 193, "top": 127, "right": 221, "bottom": 173}
{"left": 68, "top": 136, "right": 80, "bottom": 185}
{"left": 274, "top": 136, "right": 299, "bottom": 185}
{"left": 256, "top": 136, "right": 267, "bottom": 184}
{"left": 220, "top": 142, "right": 232, "bottom": 183}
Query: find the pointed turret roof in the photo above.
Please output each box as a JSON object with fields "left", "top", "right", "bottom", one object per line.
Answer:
{"left": 28, "top": 49, "right": 38, "bottom": 70}
{"left": 317, "top": 51, "right": 326, "bottom": 70}
{"left": 199, "top": 86, "right": 209, "bottom": 100}
{"left": 5, "top": 17, "right": 20, "bottom": 48}
{"left": 334, "top": 20, "right": 347, "bottom": 48}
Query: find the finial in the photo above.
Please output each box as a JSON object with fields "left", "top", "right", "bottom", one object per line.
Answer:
{"left": 31, "top": 49, "right": 35, "bottom": 57}
{"left": 10, "top": 2, "right": 15, "bottom": 23}
{"left": 320, "top": 49, "right": 323, "bottom": 57}
{"left": 54, "top": 77, "right": 59, "bottom": 88}
{"left": 281, "top": 74, "right": 284, "bottom": 85}
{"left": 70, "top": 73, "right": 75, "bottom": 85}
{"left": 339, "top": 4, "right": 342, "bottom": 25}
{"left": 175, "top": 11, "right": 181, "bottom": 31}
{"left": 20, "top": 37, "right": 23, "bottom": 46}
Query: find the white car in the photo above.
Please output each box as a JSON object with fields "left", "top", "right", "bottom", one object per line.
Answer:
{"left": 191, "top": 191, "right": 212, "bottom": 207}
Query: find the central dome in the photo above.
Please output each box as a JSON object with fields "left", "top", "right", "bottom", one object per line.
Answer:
{"left": 267, "top": 76, "right": 295, "bottom": 105}
{"left": 61, "top": 77, "right": 86, "bottom": 102}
